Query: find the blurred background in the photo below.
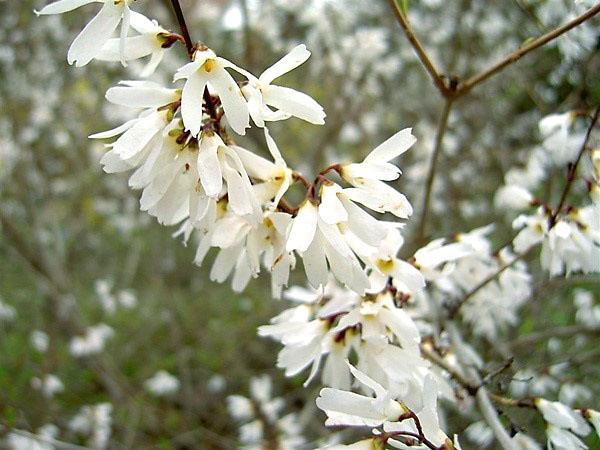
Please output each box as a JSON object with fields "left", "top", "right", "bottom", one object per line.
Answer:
{"left": 0, "top": 0, "right": 599, "bottom": 448}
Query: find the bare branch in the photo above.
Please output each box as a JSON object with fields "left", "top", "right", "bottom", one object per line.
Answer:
{"left": 415, "top": 98, "right": 454, "bottom": 245}
{"left": 447, "top": 247, "right": 532, "bottom": 319}
{"left": 456, "top": 4, "right": 600, "bottom": 96}
{"left": 549, "top": 105, "right": 600, "bottom": 228}
{"left": 387, "top": 0, "right": 450, "bottom": 96}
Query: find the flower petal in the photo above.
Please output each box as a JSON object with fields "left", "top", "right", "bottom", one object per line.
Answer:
{"left": 67, "top": 1, "right": 122, "bottom": 66}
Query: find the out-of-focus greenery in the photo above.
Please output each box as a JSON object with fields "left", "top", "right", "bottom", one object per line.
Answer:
{"left": 0, "top": 0, "right": 599, "bottom": 448}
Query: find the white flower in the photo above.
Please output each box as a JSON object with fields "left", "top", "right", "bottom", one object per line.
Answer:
{"left": 495, "top": 184, "right": 534, "bottom": 210}
{"left": 69, "top": 324, "right": 114, "bottom": 357}
{"left": 96, "top": 12, "right": 169, "bottom": 76}
{"left": 513, "top": 432, "right": 542, "bottom": 450}
{"left": 513, "top": 208, "right": 548, "bottom": 253}
{"left": 585, "top": 409, "right": 600, "bottom": 438}
{"left": 30, "top": 330, "right": 49, "bottom": 353}
{"left": 0, "top": 298, "right": 16, "bottom": 321}
{"left": 195, "top": 131, "right": 261, "bottom": 218}
{"left": 232, "top": 128, "right": 293, "bottom": 209}
{"left": 195, "top": 209, "right": 293, "bottom": 297}
{"left": 125, "top": 123, "right": 200, "bottom": 225}
{"left": 332, "top": 291, "right": 421, "bottom": 355}
{"left": 31, "top": 374, "right": 64, "bottom": 399}
{"left": 316, "top": 362, "right": 405, "bottom": 427}
{"left": 413, "top": 238, "right": 473, "bottom": 280}
{"left": 36, "top": 0, "right": 138, "bottom": 66}
{"left": 317, "top": 364, "right": 448, "bottom": 447}
{"left": 539, "top": 112, "right": 583, "bottom": 165}
{"left": 536, "top": 399, "right": 591, "bottom": 436}
{"left": 174, "top": 48, "right": 249, "bottom": 136}
{"left": 341, "top": 128, "right": 416, "bottom": 218}
{"left": 286, "top": 199, "right": 370, "bottom": 293}
{"left": 69, "top": 403, "right": 113, "bottom": 450}
{"left": 90, "top": 81, "right": 180, "bottom": 174}
{"left": 546, "top": 424, "right": 587, "bottom": 450}
{"left": 144, "top": 370, "right": 180, "bottom": 397}
{"left": 240, "top": 44, "right": 325, "bottom": 127}
{"left": 6, "top": 425, "right": 58, "bottom": 450}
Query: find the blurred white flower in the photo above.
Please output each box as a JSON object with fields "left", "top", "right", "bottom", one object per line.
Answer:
{"left": 31, "top": 374, "right": 64, "bottom": 399}
{"left": 69, "top": 324, "right": 114, "bottom": 357}
{"left": 30, "top": 330, "right": 49, "bottom": 353}
{"left": 69, "top": 403, "right": 113, "bottom": 449}
{"left": 0, "top": 298, "right": 16, "bottom": 321}
{"left": 144, "top": 370, "right": 180, "bottom": 397}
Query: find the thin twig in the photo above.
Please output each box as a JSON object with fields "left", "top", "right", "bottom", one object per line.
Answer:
{"left": 415, "top": 98, "right": 453, "bottom": 244}
{"left": 420, "top": 345, "right": 536, "bottom": 410}
{"left": 548, "top": 105, "right": 600, "bottom": 227}
{"left": 447, "top": 247, "right": 532, "bottom": 319}
{"left": 387, "top": 0, "right": 450, "bottom": 96}
{"left": 169, "top": 0, "right": 194, "bottom": 56}
{"left": 456, "top": 4, "right": 600, "bottom": 96}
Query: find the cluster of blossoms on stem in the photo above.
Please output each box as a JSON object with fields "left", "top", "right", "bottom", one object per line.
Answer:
{"left": 227, "top": 375, "right": 306, "bottom": 449}
{"left": 496, "top": 110, "right": 600, "bottom": 276}
{"left": 32, "top": 0, "right": 600, "bottom": 449}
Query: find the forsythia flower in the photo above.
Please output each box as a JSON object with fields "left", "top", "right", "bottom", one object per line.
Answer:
{"left": 36, "top": 0, "right": 138, "bottom": 66}
{"left": 340, "top": 128, "right": 415, "bottom": 218}
{"left": 239, "top": 44, "right": 326, "bottom": 127}
{"left": 96, "top": 12, "right": 169, "bottom": 76}
{"left": 174, "top": 48, "right": 250, "bottom": 136}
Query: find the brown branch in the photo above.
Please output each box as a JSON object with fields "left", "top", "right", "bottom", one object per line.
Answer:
{"left": 548, "top": 105, "right": 600, "bottom": 228}
{"left": 169, "top": 0, "right": 194, "bottom": 57}
{"left": 420, "top": 345, "right": 536, "bottom": 410}
{"left": 387, "top": 0, "right": 450, "bottom": 97}
{"left": 415, "top": 98, "right": 453, "bottom": 245}
{"left": 455, "top": 3, "right": 600, "bottom": 96}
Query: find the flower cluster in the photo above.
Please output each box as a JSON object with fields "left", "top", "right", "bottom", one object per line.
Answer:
{"left": 32, "top": 0, "right": 600, "bottom": 449}
{"left": 496, "top": 111, "right": 600, "bottom": 277}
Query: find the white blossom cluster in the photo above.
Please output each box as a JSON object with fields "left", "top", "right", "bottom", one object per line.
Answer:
{"left": 227, "top": 375, "right": 306, "bottom": 450}
{"left": 496, "top": 111, "right": 600, "bottom": 277}
{"left": 26, "top": 0, "right": 600, "bottom": 449}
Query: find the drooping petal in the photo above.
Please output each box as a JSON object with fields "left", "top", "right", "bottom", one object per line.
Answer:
{"left": 96, "top": 35, "right": 157, "bottom": 62}
{"left": 105, "top": 81, "right": 178, "bottom": 108}
{"left": 210, "top": 65, "right": 249, "bottom": 135}
{"left": 180, "top": 71, "right": 209, "bottom": 136}
{"left": 67, "top": 1, "right": 122, "bottom": 66}
{"left": 242, "top": 85, "right": 265, "bottom": 128}
{"left": 119, "top": 3, "right": 131, "bottom": 66}
{"left": 286, "top": 201, "right": 318, "bottom": 252}
{"left": 112, "top": 111, "right": 167, "bottom": 159}
{"left": 262, "top": 85, "right": 325, "bottom": 125}
{"left": 89, "top": 117, "right": 137, "bottom": 139}
{"left": 140, "top": 48, "right": 165, "bottom": 77}
{"left": 302, "top": 233, "right": 328, "bottom": 289}
{"left": 319, "top": 183, "right": 348, "bottom": 225}
{"left": 197, "top": 134, "right": 223, "bottom": 197}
